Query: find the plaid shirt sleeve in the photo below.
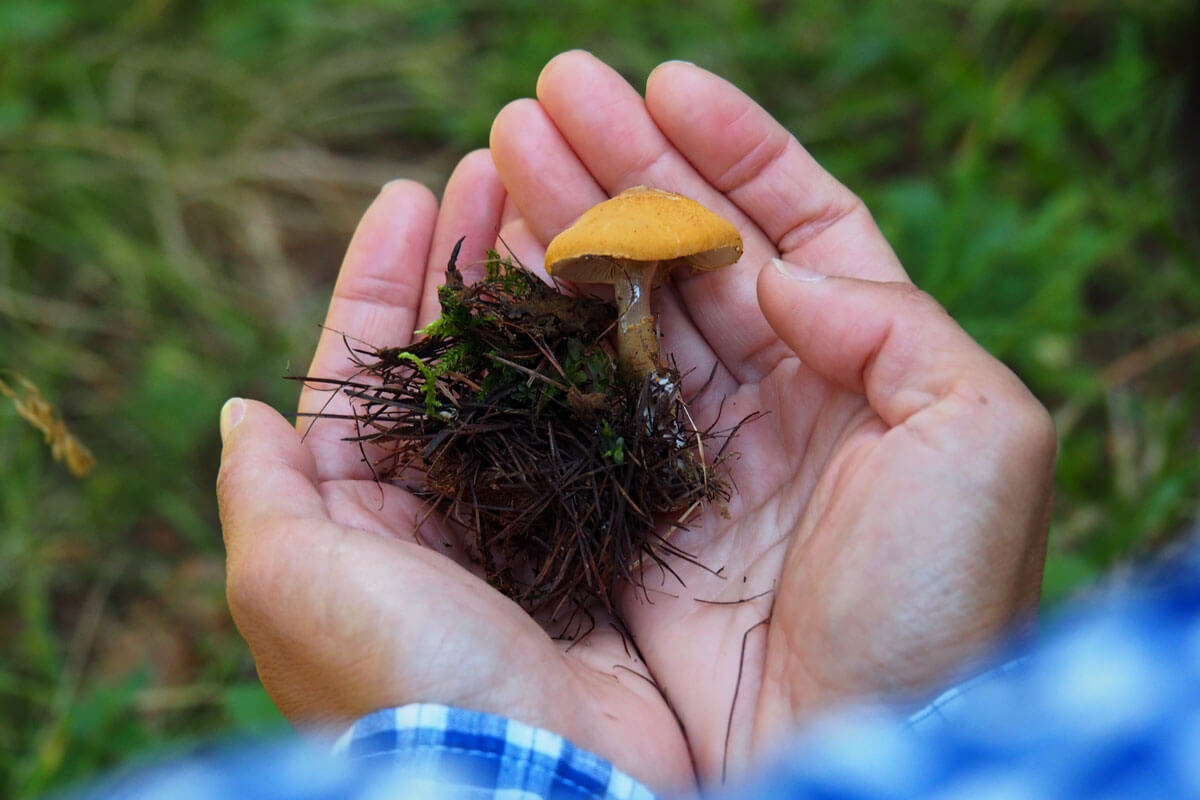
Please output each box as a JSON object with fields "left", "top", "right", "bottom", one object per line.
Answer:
{"left": 707, "top": 546, "right": 1200, "bottom": 799}
{"left": 332, "top": 703, "right": 657, "bottom": 800}
{"left": 904, "top": 657, "right": 1030, "bottom": 732}
{"left": 65, "top": 542, "right": 1200, "bottom": 800}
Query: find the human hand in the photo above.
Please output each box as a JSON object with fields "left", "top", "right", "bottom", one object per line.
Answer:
{"left": 217, "top": 49, "right": 1056, "bottom": 792}
{"left": 485, "top": 51, "right": 1056, "bottom": 780}
{"left": 216, "top": 159, "right": 702, "bottom": 792}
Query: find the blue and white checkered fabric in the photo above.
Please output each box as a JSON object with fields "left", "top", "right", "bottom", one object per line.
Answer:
{"left": 63, "top": 540, "right": 1200, "bottom": 800}
{"left": 710, "top": 550, "right": 1200, "bottom": 799}
{"left": 334, "top": 703, "right": 656, "bottom": 800}
{"left": 905, "top": 657, "right": 1029, "bottom": 732}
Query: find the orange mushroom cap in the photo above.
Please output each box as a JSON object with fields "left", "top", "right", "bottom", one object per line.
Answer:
{"left": 545, "top": 186, "right": 743, "bottom": 283}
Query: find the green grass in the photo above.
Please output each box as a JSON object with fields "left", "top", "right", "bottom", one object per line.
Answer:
{"left": 1, "top": 0, "right": 1197, "bottom": 795}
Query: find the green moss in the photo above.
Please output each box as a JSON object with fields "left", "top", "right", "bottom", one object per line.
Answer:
{"left": 408, "top": 249, "right": 619, "bottom": 420}
{"left": 563, "top": 338, "right": 614, "bottom": 395}
{"left": 599, "top": 419, "right": 625, "bottom": 465}
{"left": 390, "top": 351, "right": 444, "bottom": 418}
{"left": 484, "top": 249, "right": 536, "bottom": 299}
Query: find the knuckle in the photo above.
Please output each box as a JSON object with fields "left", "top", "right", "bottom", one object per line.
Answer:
{"left": 891, "top": 283, "right": 947, "bottom": 317}
{"left": 984, "top": 379, "right": 1058, "bottom": 471}
{"left": 224, "top": 537, "right": 276, "bottom": 626}
{"left": 214, "top": 459, "right": 242, "bottom": 523}
{"left": 949, "top": 368, "right": 1057, "bottom": 472}
{"left": 1018, "top": 397, "right": 1059, "bottom": 468}
{"left": 223, "top": 516, "right": 288, "bottom": 627}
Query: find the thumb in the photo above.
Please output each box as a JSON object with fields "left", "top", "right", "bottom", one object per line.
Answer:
{"left": 756, "top": 258, "right": 1051, "bottom": 436}
{"left": 216, "top": 398, "right": 329, "bottom": 563}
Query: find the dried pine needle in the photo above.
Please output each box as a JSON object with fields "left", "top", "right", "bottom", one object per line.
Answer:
{"left": 299, "top": 242, "right": 753, "bottom": 632}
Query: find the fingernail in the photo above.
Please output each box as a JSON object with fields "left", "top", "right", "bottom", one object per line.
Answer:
{"left": 220, "top": 398, "right": 245, "bottom": 442}
{"left": 771, "top": 258, "right": 826, "bottom": 282}
{"left": 649, "top": 60, "right": 697, "bottom": 82}
{"left": 381, "top": 178, "right": 408, "bottom": 192}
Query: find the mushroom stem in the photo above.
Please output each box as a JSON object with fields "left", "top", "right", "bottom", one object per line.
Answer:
{"left": 614, "top": 260, "right": 662, "bottom": 377}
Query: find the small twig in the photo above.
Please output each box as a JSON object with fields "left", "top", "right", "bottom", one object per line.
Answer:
{"left": 723, "top": 615, "right": 771, "bottom": 784}
{"left": 486, "top": 353, "right": 570, "bottom": 391}
{"left": 1102, "top": 322, "right": 1200, "bottom": 388}
{"left": 612, "top": 663, "right": 658, "bottom": 689}
{"left": 694, "top": 588, "right": 774, "bottom": 606}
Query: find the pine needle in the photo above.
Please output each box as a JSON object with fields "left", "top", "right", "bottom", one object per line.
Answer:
{"left": 299, "top": 245, "right": 747, "bottom": 631}
{"left": 0, "top": 372, "right": 96, "bottom": 477}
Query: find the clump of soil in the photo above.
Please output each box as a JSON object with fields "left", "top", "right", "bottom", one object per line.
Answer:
{"left": 309, "top": 241, "right": 743, "bottom": 630}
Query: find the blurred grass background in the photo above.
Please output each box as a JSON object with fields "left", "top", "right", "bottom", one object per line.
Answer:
{"left": 1, "top": 0, "right": 1197, "bottom": 795}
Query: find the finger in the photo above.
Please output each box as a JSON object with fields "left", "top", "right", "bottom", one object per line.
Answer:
{"left": 215, "top": 398, "right": 473, "bottom": 725}
{"left": 496, "top": 216, "right": 554, "bottom": 283}
{"left": 217, "top": 399, "right": 329, "bottom": 566}
{"left": 533, "top": 52, "right": 756, "bottom": 242}
{"left": 494, "top": 197, "right": 551, "bottom": 272}
{"left": 217, "top": 398, "right": 463, "bottom": 609}
{"left": 489, "top": 97, "right": 606, "bottom": 244}
{"left": 491, "top": 62, "right": 768, "bottom": 381}
{"left": 416, "top": 150, "right": 508, "bottom": 329}
{"left": 489, "top": 90, "right": 742, "bottom": 388}
{"left": 298, "top": 180, "right": 438, "bottom": 478}
{"left": 529, "top": 52, "right": 800, "bottom": 381}
{"left": 305, "top": 181, "right": 438, "bottom": 384}
{"left": 646, "top": 61, "right": 907, "bottom": 282}
{"left": 757, "top": 259, "right": 1055, "bottom": 442}
{"left": 499, "top": 195, "right": 522, "bottom": 227}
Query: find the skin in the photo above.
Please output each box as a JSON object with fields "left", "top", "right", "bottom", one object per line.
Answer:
{"left": 216, "top": 51, "right": 1056, "bottom": 793}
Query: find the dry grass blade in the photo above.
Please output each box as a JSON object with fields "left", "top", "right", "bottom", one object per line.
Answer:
{"left": 0, "top": 373, "right": 96, "bottom": 478}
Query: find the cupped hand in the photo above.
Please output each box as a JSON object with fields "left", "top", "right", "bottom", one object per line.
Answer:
{"left": 216, "top": 158, "right": 698, "bottom": 790}
{"left": 486, "top": 52, "right": 1055, "bottom": 779}
{"left": 216, "top": 51, "right": 1056, "bottom": 792}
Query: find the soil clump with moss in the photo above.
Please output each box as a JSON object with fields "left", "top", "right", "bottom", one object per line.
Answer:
{"left": 306, "top": 241, "right": 745, "bottom": 631}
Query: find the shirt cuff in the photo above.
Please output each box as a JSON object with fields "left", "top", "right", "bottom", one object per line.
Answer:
{"left": 905, "top": 657, "right": 1030, "bottom": 731}
{"left": 334, "top": 704, "right": 656, "bottom": 800}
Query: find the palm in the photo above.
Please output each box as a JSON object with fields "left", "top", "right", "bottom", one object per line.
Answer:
{"left": 293, "top": 157, "right": 694, "bottom": 787}
{"left": 309, "top": 478, "right": 693, "bottom": 784}
{"left": 485, "top": 52, "right": 1048, "bottom": 780}
{"left": 478, "top": 53, "right": 919, "bottom": 779}
{"left": 284, "top": 52, "right": 1051, "bottom": 790}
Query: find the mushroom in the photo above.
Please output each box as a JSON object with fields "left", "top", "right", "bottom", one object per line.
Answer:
{"left": 544, "top": 186, "right": 743, "bottom": 379}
